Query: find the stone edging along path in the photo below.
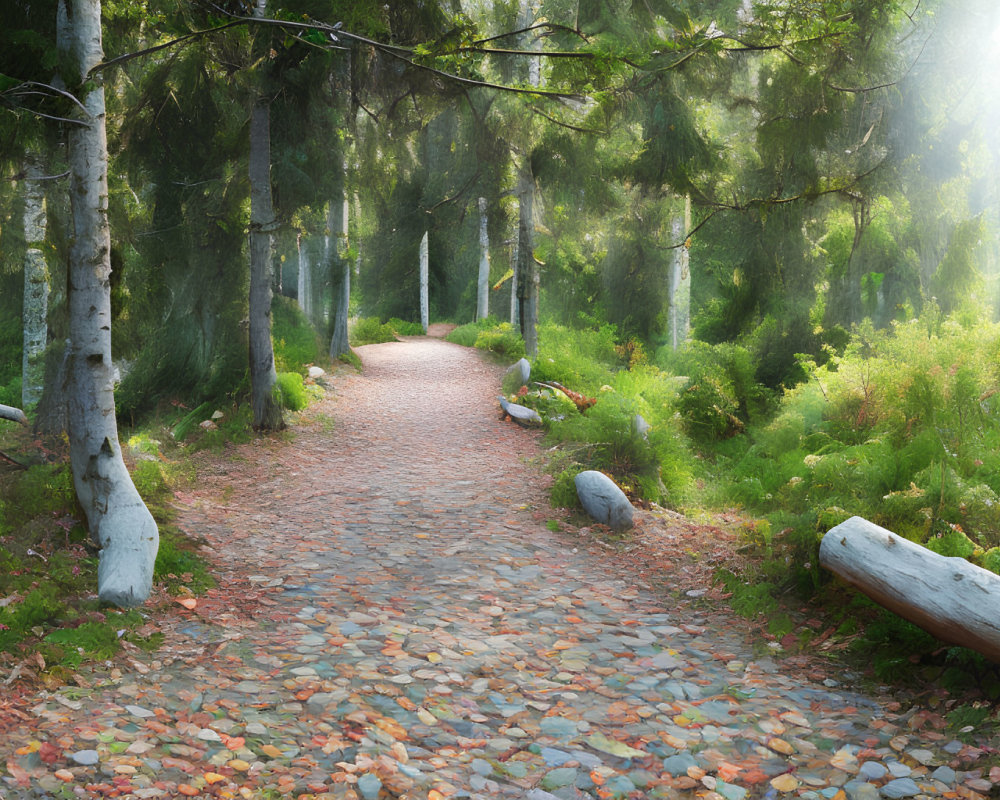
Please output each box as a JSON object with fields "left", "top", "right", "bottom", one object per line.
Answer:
{"left": 1, "top": 337, "right": 996, "bottom": 799}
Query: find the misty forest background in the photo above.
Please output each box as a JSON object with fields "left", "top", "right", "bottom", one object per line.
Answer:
{"left": 5, "top": 0, "right": 1000, "bottom": 686}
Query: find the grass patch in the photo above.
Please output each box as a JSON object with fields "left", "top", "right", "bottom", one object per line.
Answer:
{"left": 350, "top": 317, "right": 425, "bottom": 346}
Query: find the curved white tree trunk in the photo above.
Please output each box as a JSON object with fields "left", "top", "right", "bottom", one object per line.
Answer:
{"left": 22, "top": 155, "right": 49, "bottom": 409}
{"left": 476, "top": 197, "right": 490, "bottom": 321}
{"left": 63, "top": 0, "right": 158, "bottom": 607}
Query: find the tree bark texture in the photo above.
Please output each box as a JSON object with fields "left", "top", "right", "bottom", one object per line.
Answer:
{"left": 516, "top": 161, "right": 538, "bottom": 358}
{"left": 248, "top": 100, "right": 284, "bottom": 430}
{"left": 477, "top": 197, "right": 490, "bottom": 321}
{"left": 510, "top": 214, "right": 519, "bottom": 327}
{"left": 63, "top": 0, "right": 158, "bottom": 608}
{"left": 419, "top": 230, "right": 429, "bottom": 333}
{"left": 668, "top": 196, "right": 691, "bottom": 350}
{"left": 22, "top": 155, "right": 50, "bottom": 409}
{"left": 820, "top": 516, "right": 1000, "bottom": 662}
{"left": 297, "top": 232, "right": 311, "bottom": 321}
{"left": 328, "top": 192, "right": 351, "bottom": 359}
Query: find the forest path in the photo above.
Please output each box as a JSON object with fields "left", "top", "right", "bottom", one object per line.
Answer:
{"left": 1, "top": 338, "right": 989, "bottom": 799}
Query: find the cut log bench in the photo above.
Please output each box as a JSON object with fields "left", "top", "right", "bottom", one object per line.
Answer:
{"left": 820, "top": 516, "right": 1000, "bottom": 662}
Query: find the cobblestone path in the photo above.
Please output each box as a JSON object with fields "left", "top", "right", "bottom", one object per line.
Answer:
{"left": 1, "top": 338, "right": 993, "bottom": 800}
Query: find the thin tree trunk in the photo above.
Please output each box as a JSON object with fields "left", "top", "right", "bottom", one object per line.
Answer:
{"left": 516, "top": 161, "right": 537, "bottom": 358}
{"left": 248, "top": 99, "right": 284, "bottom": 430}
{"left": 329, "top": 186, "right": 351, "bottom": 359}
{"left": 477, "top": 196, "right": 490, "bottom": 321}
{"left": 510, "top": 219, "right": 519, "bottom": 326}
{"left": 668, "top": 195, "right": 691, "bottom": 350}
{"left": 62, "top": 0, "right": 158, "bottom": 607}
{"left": 22, "top": 155, "right": 49, "bottom": 409}
{"left": 297, "top": 232, "right": 310, "bottom": 319}
{"left": 420, "top": 230, "right": 429, "bottom": 333}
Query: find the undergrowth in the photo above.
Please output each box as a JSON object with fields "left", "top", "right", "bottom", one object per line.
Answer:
{"left": 0, "top": 419, "right": 211, "bottom": 686}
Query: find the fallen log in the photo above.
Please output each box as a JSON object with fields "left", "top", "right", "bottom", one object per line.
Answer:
{"left": 0, "top": 404, "right": 28, "bottom": 425}
{"left": 819, "top": 516, "right": 1000, "bottom": 662}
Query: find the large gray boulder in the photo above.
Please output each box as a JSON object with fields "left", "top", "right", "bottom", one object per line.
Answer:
{"left": 574, "top": 470, "right": 634, "bottom": 530}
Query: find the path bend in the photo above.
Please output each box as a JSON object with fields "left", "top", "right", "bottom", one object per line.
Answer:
{"left": 0, "top": 338, "right": 990, "bottom": 800}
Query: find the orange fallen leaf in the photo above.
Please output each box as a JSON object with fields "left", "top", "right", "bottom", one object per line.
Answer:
{"left": 204, "top": 772, "right": 226, "bottom": 784}
{"left": 226, "top": 736, "right": 246, "bottom": 751}
{"left": 176, "top": 597, "right": 197, "bottom": 610}
{"left": 177, "top": 785, "right": 199, "bottom": 796}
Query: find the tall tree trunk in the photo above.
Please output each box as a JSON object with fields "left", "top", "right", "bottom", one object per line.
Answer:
{"left": 296, "top": 232, "right": 310, "bottom": 318}
{"left": 516, "top": 160, "right": 538, "bottom": 358}
{"left": 419, "top": 230, "right": 429, "bottom": 333}
{"left": 62, "top": 0, "right": 158, "bottom": 607}
{"left": 22, "top": 155, "right": 49, "bottom": 409}
{"left": 668, "top": 195, "right": 691, "bottom": 350}
{"left": 329, "top": 186, "right": 351, "bottom": 360}
{"left": 510, "top": 215, "right": 519, "bottom": 326}
{"left": 476, "top": 196, "right": 490, "bottom": 321}
{"left": 248, "top": 98, "right": 284, "bottom": 430}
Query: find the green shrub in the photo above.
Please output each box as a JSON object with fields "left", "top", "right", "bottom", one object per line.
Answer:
{"left": 275, "top": 371, "right": 309, "bottom": 411}
{"left": 387, "top": 317, "right": 425, "bottom": 336}
{"left": 925, "top": 526, "right": 978, "bottom": 559}
{"left": 132, "top": 460, "right": 170, "bottom": 503}
{"left": 474, "top": 323, "right": 526, "bottom": 359}
{"left": 446, "top": 319, "right": 493, "bottom": 347}
{"left": 658, "top": 341, "right": 772, "bottom": 443}
{"left": 350, "top": 317, "right": 398, "bottom": 345}
{"left": 273, "top": 296, "right": 321, "bottom": 372}
{"left": 550, "top": 469, "right": 581, "bottom": 508}
{"left": 532, "top": 323, "right": 619, "bottom": 394}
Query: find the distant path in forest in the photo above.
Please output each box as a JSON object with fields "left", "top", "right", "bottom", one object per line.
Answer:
{"left": 0, "top": 337, "right": 993, "bottom": 799}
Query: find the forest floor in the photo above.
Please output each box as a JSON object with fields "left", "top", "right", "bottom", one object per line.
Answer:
{"left": 1, "top": 334, "right": 999, "bottom": 799}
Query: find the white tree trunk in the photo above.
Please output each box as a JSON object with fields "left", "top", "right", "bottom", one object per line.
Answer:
{"left": 668, "top": 196, "right": 691, "bottom": 350}
{"left": 22, "top": 155, "right": 49, "bottom": 409}
{"left": 62, "top": 0, "right": 158, "bottom": 608}
{"left": 477, "top": 196, "right": 490, "bottom": 321}
{"left": 420, "top": 230, "right": 429, "bottom": 333}
{"left": 297, "top": 232, "right": 311, "bottom": 320}
{"left": 820, "top": 516, "right": 1000, "bottom": 662}
{"left": 510, "top": 214, "right": 519, "bottom": 326}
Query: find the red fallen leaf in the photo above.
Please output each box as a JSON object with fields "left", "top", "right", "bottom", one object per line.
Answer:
{"left": 5, "top": 759, "right": 31, "bottom": 787}
{"left": 38, "top": 741, "right": 62, "bottom": 765}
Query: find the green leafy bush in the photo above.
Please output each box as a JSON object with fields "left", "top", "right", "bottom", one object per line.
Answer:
{"left": 275, "top": 371, "right": 309, "bottom": 411}
{"left": 273, "top": 296, "right": 322, "bottom": 373}
{"left": 447, "top": 317, "right": 503, "bottom": 348}
{"left": 351, "top": 317, "right": 398, "bottom": 345}
{"left": 532, "top": 323, "right": 619, "bottom": 394}
{"left": 387, "top": 317, "right": 425, "bottom": 336}
{"left": 474, "top": 322, "right": 526, "bottom": 359}
{"left": 657, "top": 341, "right": 772, "bottom": 443}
